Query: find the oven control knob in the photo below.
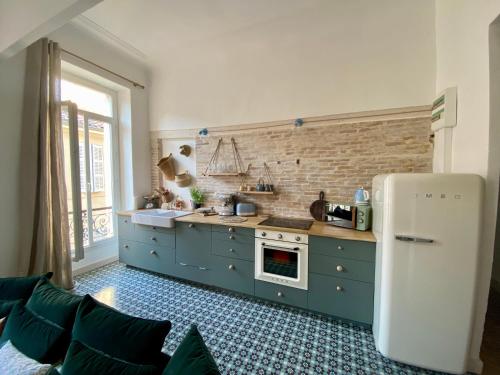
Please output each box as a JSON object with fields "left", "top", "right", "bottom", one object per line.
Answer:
{"left": 261, "top": 232, "right": 267, "bottom": 237}
{"left": 295, "top": 236, "right": 301, "bottom": 242}
{"left": 277, "top": 291, "right": 284, "bottom": 297}
{"left": 336, "top": 265, "right": 344, "bottom": 272}
{"left": 278, "top": 234, "right": 283, "bottom": 239}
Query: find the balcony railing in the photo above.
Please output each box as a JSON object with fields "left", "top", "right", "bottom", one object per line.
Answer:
{"left": 69, "top": 206, "right": 113, "bottom": 248}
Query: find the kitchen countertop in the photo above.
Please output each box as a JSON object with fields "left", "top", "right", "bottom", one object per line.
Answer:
{"left": 116, "top": 210, "right": 376, "bottom": 243}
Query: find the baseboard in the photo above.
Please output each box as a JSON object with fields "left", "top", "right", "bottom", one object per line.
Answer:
{"left": 467, "top": 357, "right": 483, "bottom": 374}
{"left": 72, "top": 255, "right": 118, "bottom": 276}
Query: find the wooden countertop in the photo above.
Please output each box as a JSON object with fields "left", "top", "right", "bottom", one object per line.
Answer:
{"left": 116, "top": 210, "right": 376, "bottom": 243}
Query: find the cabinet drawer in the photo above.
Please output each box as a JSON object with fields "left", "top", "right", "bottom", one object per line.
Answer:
{"left": 212, "top": 225, "right": 254, "bottom": 237}
{"left": 117, "top": 215, "right": 134, "bottom": 240}
{"left": 309, "top": 254, "right": 375, "bottom": 283}
{"left": 255, "top": 280, "right": 307, "bottom": 309}
{"left": 211, "top": 256, "right": 254, "bottom": 295}
{"left": 310, "top": 236, "right": 375, "bottom": 262}
{"left": 119, "top": 240, "right": 174, "bottom": 274}
{"left": 308, "top": 273, "right": 374, "bottom": 324}
{"left": 135, "top": 224, "right": 175, "bottom": 235}
{"left": 172, "top": 262, "right": 212, "bottom": 285}
{"left": 212, "top": 237, "right": 254, "bottom": 261}
{"left": 212, "top": 230, "right": 254, "bottom": 245}
{"left": 133, "top": 230, "right": 175, "bottom": 249}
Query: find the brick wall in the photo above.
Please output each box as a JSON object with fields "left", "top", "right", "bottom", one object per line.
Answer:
{"left": 152, "top": 116, "right": 432, "bottom": 218}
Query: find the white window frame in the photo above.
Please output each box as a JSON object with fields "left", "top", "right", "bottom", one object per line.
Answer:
{"left": 62, "top": 72, "right": 121, "bottom": 260}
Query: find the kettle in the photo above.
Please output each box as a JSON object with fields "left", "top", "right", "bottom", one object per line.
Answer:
{"left": 354, "top": 187, "right": 370, "bottom": 205}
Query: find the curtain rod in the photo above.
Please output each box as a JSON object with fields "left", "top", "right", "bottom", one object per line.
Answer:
{"left": 61, "top": 48, "right": 145, "bottom": 89}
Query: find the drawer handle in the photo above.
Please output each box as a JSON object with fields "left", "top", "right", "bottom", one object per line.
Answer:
{"left": 228, "top": 264, "right": 235, "bottom": 270}
{"left": 188, "top": 223, "right": 194, "bottom": 228}
{"left": 229, "top": 235, "right": 235, "bottom": 240}
{"left": 336, "top": 286, "right": 344, "bottom": 292}
{"left": 150, "top": 250, "right": 157, "bottom": 255}
{"left": 336, "top": 265, "right": 344, "bottom": 272}
{"left": 150, "top": 237, "right": 157, "bottom": 241}
{"left": 152, "top": 226, "right": 157, "bottom": 230}
{"left": 228, "top": 248, "right": 234, "bottom": 253}
{"left": 123, "top": 245, "right": 129, "bottom": 249}
{"left": 124, "top": 219, "right": 128, "bottom": 223}
{"left": 337, "top": 245, "right": 343, "bottom": 250}
{"left": 199, "top": 266, "right": 208, "bottom": 271}
{"left": 277, "top": 291, "right": 284, "bottom": 298}
{"left": 179, "top": 262, "right": 188, "bottom": 267}
{"left": 228, "top": 227, "right": 234, "bottom": 233}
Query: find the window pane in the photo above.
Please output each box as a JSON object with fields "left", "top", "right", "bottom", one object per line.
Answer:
{"left": 61, "top": 80, "right": 113, "bottom": 117}
{"left": 88, "top": 118, "right": 113, "bottom": 243}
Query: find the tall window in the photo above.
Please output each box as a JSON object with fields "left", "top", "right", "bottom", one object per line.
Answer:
{"left": 61, "top": 75, "right": 118, "bottom": 261}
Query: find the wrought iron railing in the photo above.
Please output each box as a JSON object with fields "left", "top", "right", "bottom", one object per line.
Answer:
{"left": 69, "top": 206, "right": 113, "bottom": 247}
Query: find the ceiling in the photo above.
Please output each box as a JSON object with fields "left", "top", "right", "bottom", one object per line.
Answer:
{"left": 82, "top": 0, "right": 325, "bottom": 65}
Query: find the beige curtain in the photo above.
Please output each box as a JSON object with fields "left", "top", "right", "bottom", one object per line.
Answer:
{"left": 18, "top": 38, "right": 73, "bottom": 289}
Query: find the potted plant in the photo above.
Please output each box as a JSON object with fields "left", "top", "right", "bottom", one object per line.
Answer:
{"left": 190, "top": 186, "right": 204, "bottom": 209}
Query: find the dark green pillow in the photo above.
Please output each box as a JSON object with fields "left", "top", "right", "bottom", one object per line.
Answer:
{"left": 73, "top": 295, "right": 171, "bottom": 365}
{"left": 163, "top": 325, "right": 220, "bottom": 375}
{"left": 0, "top": 272, "right": 53, "bottom": 318}
{"left": 0, "top": 301, "right": 66, "bottom": 363}
{"left": 61, "top": 340, "right": 160, "bottom": 375}
{"left": 26, "top": 278, "right": 83, "bottom": 329}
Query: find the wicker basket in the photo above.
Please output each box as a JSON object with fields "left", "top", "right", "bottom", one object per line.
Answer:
{"left": 157, "top": 154, "right": 176, "bottom": 181}
{"left": 175, "top": 171, "right": 191, "bottom": 187}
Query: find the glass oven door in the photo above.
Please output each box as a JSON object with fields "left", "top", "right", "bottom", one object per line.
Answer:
{"left": 262, "top": 244, "right": 299, "bottom": 280}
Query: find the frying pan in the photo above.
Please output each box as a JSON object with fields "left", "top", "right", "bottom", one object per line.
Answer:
{"left": 309, "top": 191, "right": 326, "bottom": 221}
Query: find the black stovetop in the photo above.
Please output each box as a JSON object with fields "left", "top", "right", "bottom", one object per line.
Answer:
{"left": 258, "top": 217, "right": 313, "bottom": 230}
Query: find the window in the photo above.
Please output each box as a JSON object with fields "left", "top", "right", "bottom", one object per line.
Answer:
{"left": 61, "top": 75, "right": 118, "bottom": 261}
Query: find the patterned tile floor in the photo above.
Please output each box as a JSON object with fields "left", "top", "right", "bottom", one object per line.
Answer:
{"left": 74, "top": 262, "right": 444, "bottom": 375}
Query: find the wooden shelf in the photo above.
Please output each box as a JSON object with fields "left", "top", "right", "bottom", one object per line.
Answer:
{"left": 240, "top": 191, "right": 275, "bottom": 195}
{"left": 205, "top": 172, "right": 246, "bottom": 176}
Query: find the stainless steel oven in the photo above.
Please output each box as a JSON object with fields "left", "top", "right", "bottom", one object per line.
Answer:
{"left": 255, "top": 230, "right": 308, "bottom": 290}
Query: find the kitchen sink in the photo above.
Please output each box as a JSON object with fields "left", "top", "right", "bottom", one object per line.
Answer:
{"left": 131, "top": 209, "right": 192, "bottom": 228}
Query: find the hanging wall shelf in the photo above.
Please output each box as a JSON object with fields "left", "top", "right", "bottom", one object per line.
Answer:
{"left": 202, "top": 137, "right": 248, "bottom": 176}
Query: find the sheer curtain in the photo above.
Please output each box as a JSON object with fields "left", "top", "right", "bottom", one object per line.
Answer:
{"left": 18, "top": 38, "right": 73, "bottom": 289}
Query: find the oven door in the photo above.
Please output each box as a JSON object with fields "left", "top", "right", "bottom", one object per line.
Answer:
{"left": 255, "top": 238, "right": 308, "bottom": 290}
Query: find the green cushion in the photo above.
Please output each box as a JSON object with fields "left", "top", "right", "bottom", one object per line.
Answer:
{"left": 73, "top": 295, "right": 171, "bottom": 365}
{"left": 61, "top": 340, "right": 160, "bottom": 375}
{"left": 163, "top": 325, "right": 220, "bottom": 375}
{"left": 0, "top": 301, "right": 66, "bottom": 363}
{"left": 0, "top": 272, "right": 53, "bottom": 319}
{"left": 26, "top": 278, "right": 83, "bottom": 329}
{"left": 0, "top": 299, "right": 21, "bottom": 319}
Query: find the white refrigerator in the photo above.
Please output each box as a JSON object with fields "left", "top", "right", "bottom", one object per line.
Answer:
{"left": 372, "top": 173, "right": 484, "bottom": 374}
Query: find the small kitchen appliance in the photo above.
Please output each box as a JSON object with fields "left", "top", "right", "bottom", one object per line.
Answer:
{"left": 355, "top": 204, "right": 372, "bottom": 231}
{"left": 255, "top": 229, "right": 308, "bottom": 290}
{"left": 216, "top": 193, "right": 236, "bottom": 216}
{"left": 236, "top": 202, "right": 257, "bottom": 217}
{"left": 325, "top": 203, "right": 356, "bottom": 229}
{"left": 372, "top": 173, "right": 483, "bottom": 374}
{"left": 354, "top": 187, "right": 370, "bottom": 205}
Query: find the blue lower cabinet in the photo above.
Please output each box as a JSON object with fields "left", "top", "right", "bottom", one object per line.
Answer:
{"left": 119, "top": 239, "right": 174, "bottom": 274}
{"left": 308, "top": 273, "right": 374, "bottom": 324}
{"left": 172, "top": 261, "right": 212, "bottom": 285}
{"left": 310, "top": 235, "right": 375, "bottom": 262}
{"left": 254, "top": 280, "right": 308, "bottom": 309}
{"left": 212, "top": 237, "right": 254, "bottom": 261}
{"left": 309, "top": 253, "right": 375, "bottom": 283}
{"left": 117, "top": 215, "right": 135, "bottom": 240}
{"left": 211, "top": 256, "right": 254, "bottom": 295}
{"left": 176, "top": 222, "right": 212, "bottom": 266}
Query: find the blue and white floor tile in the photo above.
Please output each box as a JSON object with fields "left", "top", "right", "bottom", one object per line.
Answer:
{"left": 74, "top": 262, "right": 444, "bottom": 375}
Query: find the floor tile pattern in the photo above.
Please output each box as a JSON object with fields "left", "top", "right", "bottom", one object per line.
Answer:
{"left": 75, "top": 262, "right": 444, "bottom": 375}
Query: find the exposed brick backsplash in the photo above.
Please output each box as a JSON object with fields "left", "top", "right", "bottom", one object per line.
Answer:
{"left": 152, "top": 116, "right": 432, "bottom": 218}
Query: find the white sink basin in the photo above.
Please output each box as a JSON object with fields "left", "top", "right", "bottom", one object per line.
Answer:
{"left": 131, "top": 209, "right": 192, "bottom": 228}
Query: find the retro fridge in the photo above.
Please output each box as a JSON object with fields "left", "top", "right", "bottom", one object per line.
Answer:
{"left": 371, "top": 173, "right": 484, "bottom": 374}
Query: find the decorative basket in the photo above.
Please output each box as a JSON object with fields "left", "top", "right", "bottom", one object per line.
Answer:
{"left": 157, "top": 154, "right": 176, "bottom": 181}
{"left": 175, "top": 171, "right": 191, "bottom": 187}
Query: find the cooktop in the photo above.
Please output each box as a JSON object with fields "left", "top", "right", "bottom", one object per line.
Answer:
{"left": 258, "top": 217, "right": 313, "bottom": 230}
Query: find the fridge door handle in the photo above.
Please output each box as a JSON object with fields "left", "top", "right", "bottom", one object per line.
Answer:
{"left": 395, "top": 235, "right": 434, "bottom": 243}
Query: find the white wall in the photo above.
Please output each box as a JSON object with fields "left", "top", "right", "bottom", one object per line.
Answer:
{"left": 434, "top": 1, "right": 500, "bottom": 372}
{"left": 0, "top": 49, "right": 26, "bottom": 276}
{"left": 0, "top": 0, "right": 102, "bottom": 58}
{"left": 150, "top": 0, "right": 436, "bottom": 131}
